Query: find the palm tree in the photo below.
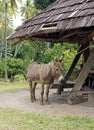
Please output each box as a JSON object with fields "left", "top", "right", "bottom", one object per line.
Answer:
{"left": 1, "top": 0, "right": 21, "bottom": 81}
{"left": 0, "top": 2, "right": 14, "bottom": 61}
{"left": 20, "top": 0, "right": 40, "bottom": 20}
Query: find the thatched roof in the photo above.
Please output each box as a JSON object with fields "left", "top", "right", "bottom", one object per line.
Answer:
{"left": 8, "top": 0, "right": 94, "bottom": 44}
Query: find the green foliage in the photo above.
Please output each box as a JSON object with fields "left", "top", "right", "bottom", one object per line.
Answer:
{"left": 0, "top": 60, "right": 4, "bottom": 77}
{"left": 7, "top": 58, "right": 24, "bottom": 78}
{"left": 20, "top": 0, "right": 39, "bottom": 20}
{"left": 43, "top": 43, "right": 81, "bottom": 79}
{"left": 17, "top": 40, "right": 48, "bottom": 62}
{"left": 34, "top": 0, "right": 56, "bottom": 10}
{"left": 0, "top": 38, "right": 82, "bottom": 80}
{"left": 14, "top": 41, "right": 81, "bottom": 80}
{"left": 0, "top": 58, "right": 29, "bottom": 78}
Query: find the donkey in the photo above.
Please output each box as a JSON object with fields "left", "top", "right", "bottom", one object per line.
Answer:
{"left": 27, "top": 57, "right": 64, "bottom": 105}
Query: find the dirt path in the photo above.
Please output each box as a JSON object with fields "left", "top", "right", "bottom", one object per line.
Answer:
{"left": 0, "top": 88, "right": 94, "bottom": 117}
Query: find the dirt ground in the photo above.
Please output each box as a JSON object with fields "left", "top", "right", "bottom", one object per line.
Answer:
{"left": 0, "top": 88, "right": 94, "bottom": 117}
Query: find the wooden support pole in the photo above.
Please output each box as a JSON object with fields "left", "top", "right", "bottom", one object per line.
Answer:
{"left": 82, "top": 43, "right": 90, "bottom": 64}
{"left": 73, "top": 49, "right": 94, "bottom": 91}
{"left": 82, "top": 43, "right": 90, "bottom": 86}
{"left": 63, "top": 45, "right": 86, "bottom": 83}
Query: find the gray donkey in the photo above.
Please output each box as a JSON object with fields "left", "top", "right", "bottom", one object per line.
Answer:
{"left": 27, "top": 57, "right": 64, "bottom": 105}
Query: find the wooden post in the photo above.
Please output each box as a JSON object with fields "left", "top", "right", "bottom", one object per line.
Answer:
{"left": 73, "top": 49, "right": 94, "bottom": 91}
{"left": 63, "top": 45, "right": 86, "bottom": 83}
{"left": 67, "top": 49, "right": 94, "bottom": 104}
{"left": 82, "top": 43, "right": 90, "bottom": 86}
{"left": 82, "top": 43, "right": 90, "bottom": 64}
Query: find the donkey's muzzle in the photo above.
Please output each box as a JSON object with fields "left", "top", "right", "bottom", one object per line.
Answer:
{"left": 58, "top": 76, "right": 64, "bottom": 82}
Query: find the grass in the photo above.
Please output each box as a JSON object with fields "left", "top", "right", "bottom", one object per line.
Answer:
{"left": 0, "top": 81, "right": 28, "bottom": 92}
{"left": 0, "top": 108, "right": 94, "bottom": 130}
{"left": 0, "top": 80, "right": 41, "bottom": 92}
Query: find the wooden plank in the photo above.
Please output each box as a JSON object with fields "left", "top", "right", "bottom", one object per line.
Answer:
{"left": 88, "top": 93, "right": 94, "bottom": 101}
{"left": 70, "top": 91, "right": 94, "bottom": 95}
{"left": 67, "top": 90, "right": 94, "bottom": 104}
{"left": 67, "top": 91, "right": 88, "bottom": 104}
{"left": 73, "top": 49, "right": 94, "bottom": 91}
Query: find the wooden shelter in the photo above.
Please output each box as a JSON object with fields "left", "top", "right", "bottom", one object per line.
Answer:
{"left": 8, "top": 0, "right": 94, "bottom": 104}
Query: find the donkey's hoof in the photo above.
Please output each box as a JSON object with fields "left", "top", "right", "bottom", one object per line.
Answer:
{"left": 45, "top": 100, "right": 50, "bottom": 105}
{"left": 30, "top": 98, "right": 34, "bottom": 102}
{"left": 40, "top": 101, "right": 44, "bottom": 105}
{"left": 34, "top": 98, "right": 37, "bottom": 101}
{"left": 30, "top": 100, "right": 34, "bottom": 103}
{"left": 35, "top": 99, "right": 38, "bottom": 102}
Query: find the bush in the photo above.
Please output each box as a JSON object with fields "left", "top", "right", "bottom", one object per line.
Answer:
{"left": 0, "top": 58, "right": 29, "bottom": 79}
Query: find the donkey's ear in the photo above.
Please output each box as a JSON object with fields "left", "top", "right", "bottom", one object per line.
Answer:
{"left": 53, "top": 57, "right": 57, "bottom": 65}
{"left": 59, "top": 55, "right": 64, "bottom": 63}
{"left": 54, "top": 57, "right": 57, "bottom": 62}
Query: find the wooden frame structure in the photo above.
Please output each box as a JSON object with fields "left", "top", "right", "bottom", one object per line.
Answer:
{"left": 62, "top": 44, "right": 94, "bottom": 104}
{"left": 7, "top": 0, "right": 94, "bottom": 104}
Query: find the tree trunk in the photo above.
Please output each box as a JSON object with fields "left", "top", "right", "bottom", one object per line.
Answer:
{"left": 0, "top": 28, "right": 3, "bottom": 61}
{"left": 4, "top": 3, "right": 8, "bottom": 81}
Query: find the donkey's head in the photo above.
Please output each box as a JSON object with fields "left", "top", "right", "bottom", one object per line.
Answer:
{"left": 52, "top": 56, "right": 64, "bottom": 82}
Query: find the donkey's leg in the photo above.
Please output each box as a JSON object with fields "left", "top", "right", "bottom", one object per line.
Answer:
{"left": 40, "top": 83, "right": 44, "bottom": 105}
{"left": 33, "top": 82, "right": 37, "bottom": 101}
{"left": 29, "top": 81, "right": 34, "bottom": 102}
{"left": 45, "top": 84, "right": 50, "bottom": 104}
